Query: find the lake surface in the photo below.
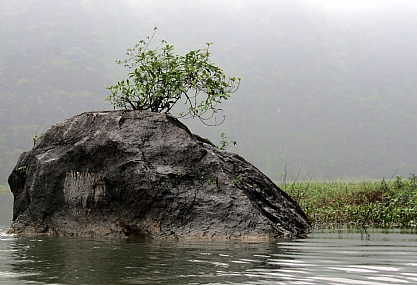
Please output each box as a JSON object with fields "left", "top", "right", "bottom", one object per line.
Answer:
{"left": 1, "top": 191, "right": 417, "bottom": 284}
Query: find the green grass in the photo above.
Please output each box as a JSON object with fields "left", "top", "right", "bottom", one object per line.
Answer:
{"left": 282, "top": 175, "right": 417, "bottom": 228}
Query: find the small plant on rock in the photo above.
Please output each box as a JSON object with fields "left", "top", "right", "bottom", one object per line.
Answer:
{"left": 106, "top": 27, "right": 241, "bottom": 126}
{"left": 217, "top": 132, "right": 237, "bottom": 150}
{"left": 17, "top": 166, "right": 27, "bottom": 175}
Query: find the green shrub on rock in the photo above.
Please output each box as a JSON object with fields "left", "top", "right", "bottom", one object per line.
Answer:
{"left": 106, "top": 28, "right": 240, "bottom": 126}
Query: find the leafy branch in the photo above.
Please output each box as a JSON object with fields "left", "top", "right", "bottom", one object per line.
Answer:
{"left": 106, "top": 27, "right": 241, "bottom": 126}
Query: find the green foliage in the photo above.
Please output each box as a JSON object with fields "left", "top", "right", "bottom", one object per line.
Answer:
{"left": 217, "top": 132, "right": 237, "bottom": 150}
{"left": 17, "top": 165, "right": 27, "bottom": 175}
{"left": 230, "top": 176, "right": 242, "bottom": 184}
{"left": 201, "top": 137, "right": 214, "bottom": 145}
{"left": 283, "top": 175, "right": 417, "bottom": 228}
{"left": 200, "top": 172, "right": 216, "bottom": 186}
{"left": 176, "top": 168, "right": 184, "bottom": 179}
{"left": 106, "top": 28, "right": 241, "bottom": 125}
{"left": 32, "top": 131, "right": 43, "bottom": 145}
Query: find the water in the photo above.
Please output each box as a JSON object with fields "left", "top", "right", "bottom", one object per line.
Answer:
{"left": 1, "top": 191, "right": 417, "bottom": 284}
{"left": 0, "top": 189, "right": 13, "bottom": 229}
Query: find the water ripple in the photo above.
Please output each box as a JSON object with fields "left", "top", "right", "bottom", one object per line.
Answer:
{"left": 0, "top": 228, "right": 416, "bottom": 284}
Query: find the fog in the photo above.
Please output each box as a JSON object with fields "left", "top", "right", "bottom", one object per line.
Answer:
{"left": 314, "top": 0, "right": 411, "bottom": 10}
{"left": 1, "top": 0, "right": 417, "bottom": 184}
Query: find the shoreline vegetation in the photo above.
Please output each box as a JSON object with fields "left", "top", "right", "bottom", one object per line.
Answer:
{"left": 282, "top": 175, "right": 417, "bottom": 229}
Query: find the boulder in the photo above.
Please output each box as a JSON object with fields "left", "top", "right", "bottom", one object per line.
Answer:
{"left": 7, "top": 110, "right": 310, "bottom": 239}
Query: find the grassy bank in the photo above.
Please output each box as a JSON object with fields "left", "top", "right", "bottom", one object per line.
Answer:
{"left": 282, "top": 175, "right": 417, "bottom": 228}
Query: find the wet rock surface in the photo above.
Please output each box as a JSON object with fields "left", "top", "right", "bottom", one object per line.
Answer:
{"left": 8, "top": 110, "right": 310, "bottom": 239}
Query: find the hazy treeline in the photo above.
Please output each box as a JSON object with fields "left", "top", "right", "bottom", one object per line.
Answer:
{"left": 1, "top": 0, "right": 417, "bottom": 184}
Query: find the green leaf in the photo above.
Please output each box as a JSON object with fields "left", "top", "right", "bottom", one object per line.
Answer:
{"left": 105, "top": 29, "right": 241, "bottom": 125}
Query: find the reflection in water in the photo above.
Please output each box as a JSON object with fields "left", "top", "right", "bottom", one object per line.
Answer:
{"left": 3, "top": 237, "right": 283, "bottom": 284}
{"left": 0, "top": 228, "right": 416, "bottom": 284}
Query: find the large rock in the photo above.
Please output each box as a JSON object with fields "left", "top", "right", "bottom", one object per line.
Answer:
{"left": 7, "top": 110, "right": 310, "bottom": 239}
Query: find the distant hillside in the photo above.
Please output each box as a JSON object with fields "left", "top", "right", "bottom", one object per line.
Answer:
{"left": 1, "top": 0, "right": 417, "bottom": 184}
{"left": 0, "top": 0, "right": 140, "bottom": 182}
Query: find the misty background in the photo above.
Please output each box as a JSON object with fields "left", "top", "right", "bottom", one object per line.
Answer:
{"left": 1, "top": 0, "right": 417, "bottom": 184}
